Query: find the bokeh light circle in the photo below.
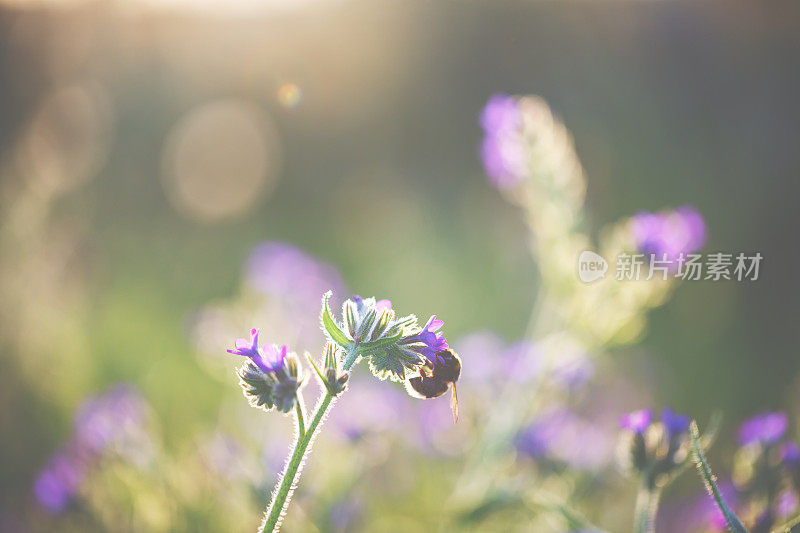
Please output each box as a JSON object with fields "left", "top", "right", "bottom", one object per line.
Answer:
{"left": 161, "top": 99, "right": 281, "bottom": 222}
{"left": 19, "top": 81, "right": 114, "bottom": 196}
{"left": 276, "top": 83, "right": 302, "bottom": 109}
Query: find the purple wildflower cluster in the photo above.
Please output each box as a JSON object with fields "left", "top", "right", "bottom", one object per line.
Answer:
{"left": 517, "top": 408, "right": 616, "bottom": 470}
{"left": 244, "top": 241, "right": 346, "bottom": 313}
{"left": 619, "top": 408, "right": 690, "bottom": 438}
{"left": 479, "top": 94, "right": 526, "bottom": 189}
{"left": 739, "top": 411, "right": 788, "bottom": 447}
{"left": 658, "top": 411, "right": 800, "bottom": 532}
{"left": 618, "top": 407, "right": 691, "bottom": 485}
{"left": 227, "top": 329, "right": 303, "bottom": 413}
{"left": 227, "top": 294, "right": 458, "bottom": 419}
{"left": 34, "top": 385, "right": 149, "bottom": 513}
{"left": 619, "top": 409, "right": 652, "bottom": 434}
{"left": 455, "top": 332, "right": 593, "bottom": 391}
{"left": 409, "top": 315, "right": 449, "bottom": 365}
{"left": 719, "top": 411, "right": 800, "bottom": 531}
{"left": 631, "top": 206, "right": 706, "bottom": 266}
{"left": 227, "top": 328, "right": 287, "bottom": 374}
{"left": 325, "top": 375, "right": 411, "bottom": 442}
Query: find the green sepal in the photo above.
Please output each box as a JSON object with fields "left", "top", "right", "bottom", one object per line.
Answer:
{"left": 365, "top": 344, "right": 423, "bottom": 382}
{"left": 320, "top": 291, "right": 352, "bottom": 347}
{"left": 359, "top": 332, "right": 403, "bottom": 350}
{"left": 238, "top": 362, "right": 276, "bottom": 411}
{"left": 306, "top": 352, "right": 327, "bottom": 386}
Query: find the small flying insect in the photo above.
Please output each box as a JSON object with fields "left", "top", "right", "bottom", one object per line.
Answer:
{"left": 406, "top": 348, "right": 461, "bottom": 423}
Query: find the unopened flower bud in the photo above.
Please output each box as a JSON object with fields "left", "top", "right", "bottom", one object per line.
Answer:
{"left": 309, "top": 344, "right": 349, "bottom": 397}
{"left": 618, "top": 408, "right": 690, "bottom": 488}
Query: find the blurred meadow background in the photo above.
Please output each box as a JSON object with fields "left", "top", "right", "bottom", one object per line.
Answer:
{"left": 1, "top": 0, "right": 799, "bottom": 531}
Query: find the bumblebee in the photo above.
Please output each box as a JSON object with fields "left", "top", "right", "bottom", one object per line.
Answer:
{"left": 406, "top": 349, "right": 461, "bottom": 423}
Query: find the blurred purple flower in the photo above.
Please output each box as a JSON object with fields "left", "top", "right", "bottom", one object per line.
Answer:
{"left": 244, "top": 242, "right": 346, "bottom": 311}
{"left": 661, "top": 408, "right": 690, "bottom": 438}
{"left": 739, "top": 411, "right": 788, "bottom": 446}
{"left": 778, "top": 490, "right": 799, "bottom": 518}
{"left": 375, "top": 299, "right": 392, "bottom": 314}
{"left": 631, "top": 206, "right": 706, "bottom": 266}
{"left": 453, "top": 332, "right": 505, "bottom": 385}
{"left": 34, "top": 451, "right": 86, "bottom": 513}
{"left": 479, "top": 94, "right": 526, "bottom": 189}
{"left": 329, "top": 498, "right": 362, "bottom": 532}
{"left": 501, "top": 341, "right": 544, "bottom": 384}
{"left": 551, "top": 352, "right": 594, "bottom": 390}
{"left": 74, "top": 384, "right": 148, "bottom": 454}
{"left": 660, "top": 483, "right": 738, "bottom": 533}
{"left": 35, "top": 384, "right": 150, "bottom": 514}
{"left": 201, "top": 432, "right": 262, "bottom": 485}
{"left": 620, "top": 410, "right": 652, "bottom": 434}
{"left": 781, "top": 442, "right": 800, "bottom": 465}
{"left": 410, "top": 315, "right": 449, "bottom": 364}
{"left": 412, "top": 392, "right": 463, "bottom": 455}
{"left": 517, "top": 409, "right": 614, "bottom": 469}
{"left": 326, "top": 376, "right": 409, "bottom": 441}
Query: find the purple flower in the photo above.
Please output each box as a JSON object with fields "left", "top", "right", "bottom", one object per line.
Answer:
{"left": 479, "top": 94, "right": 526, "bottom": 189}
{"left": 74, "top": 385, "right": 148, "bottom": 455}
{"left": 326, "top": 376, "right": 408, "bottom": 441}
{"left": 351, "top": 295, "right": 391, "bottom": 316}
{"left": 551, "top": 351, "right": 594, "bottom": 390}
{"left": 501, "top": 341, "right": 543, "bottom": 384}
{"left": 244, "top": 242, "right": 345, "bottom": 311}
{"left": 258, "top": 344, "right": 288, "bottom": 373}
{"left": 227, "top": 328, "right": 260, "bottom": 359}
{"left": 661, "top": 408, "right": 690, "bottom": 438}
{"left": 329, "top": 498, "right": 363, "bottom": 531}
{"left": 517, "top": 409, "right": 615, "bottom": 469}
{"left": 375, "top": 299, "right": 392, "bottom": 314}
{"left": 620, "top": 410, "right": 652, "bottom": 434}
{"left": 34, "top": 451, "right": 86, "bottom": 513}
{"left": 34, "top": 385, "right": 151, "bottom": 514}
{"left": 481, "top": 94, "right": 520, "bottom": 133}
{"left": 227, "top": 329, "right": 287, "bottom": 374}
{"left": 659, "top": 483, "right": 738, "bottom": 533}
{"left": 631, "top": 206, "right": 706, "bottom": 267}
{"left": 778, "top": 490, "right": 799, "bottom": 518}
{"left": 781, "top": 442, "right": 800, "bottom": 465}
{"left": 738, "top": 411, "right": 788, "bottom": 446}
{"left": 411, "top": 315, "right": 449, "bottom": 364}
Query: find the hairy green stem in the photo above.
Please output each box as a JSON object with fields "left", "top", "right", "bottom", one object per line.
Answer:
{"left": 260, "top": 344, "right": 358, "bottom": 533}
{"left": 689, "top": 421, "right": 749, "bottom": 533}
{"left": 633, "top": 484, "right": 661, "bottom": 533}
{"left": 294, "top": 399, "right": 305, "bottom": 439}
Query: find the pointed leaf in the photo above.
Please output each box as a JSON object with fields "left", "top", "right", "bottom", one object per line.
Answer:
{"left": 305, "top": 352, "right": 327, "bottom": 387}
{"left": 359, "top": 332, "right": 403, "bottom": 350}
{"left": 320, "top": 292, "right": 351, "bottom": 347}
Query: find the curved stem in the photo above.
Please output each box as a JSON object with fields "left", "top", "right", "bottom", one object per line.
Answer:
{"left": 633, "top": 483, "right": 661, "bottom": 533}
{"left": 260, "top": 344, "right": 358, "bottom": 533}
{"left": 294, "top": 399, "right": 305, "bottom": 438}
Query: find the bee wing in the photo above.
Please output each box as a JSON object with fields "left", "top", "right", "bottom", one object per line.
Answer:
{"left": 450, "top": 383, "right": 459, "bottom": 424}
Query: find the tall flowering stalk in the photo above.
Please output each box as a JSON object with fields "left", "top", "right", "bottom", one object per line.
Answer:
{"left": 450, "top": 93, "right": 709, "bottom": 528}
{"left": 226, "top": 292, "right": 457, "bottom": 532}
